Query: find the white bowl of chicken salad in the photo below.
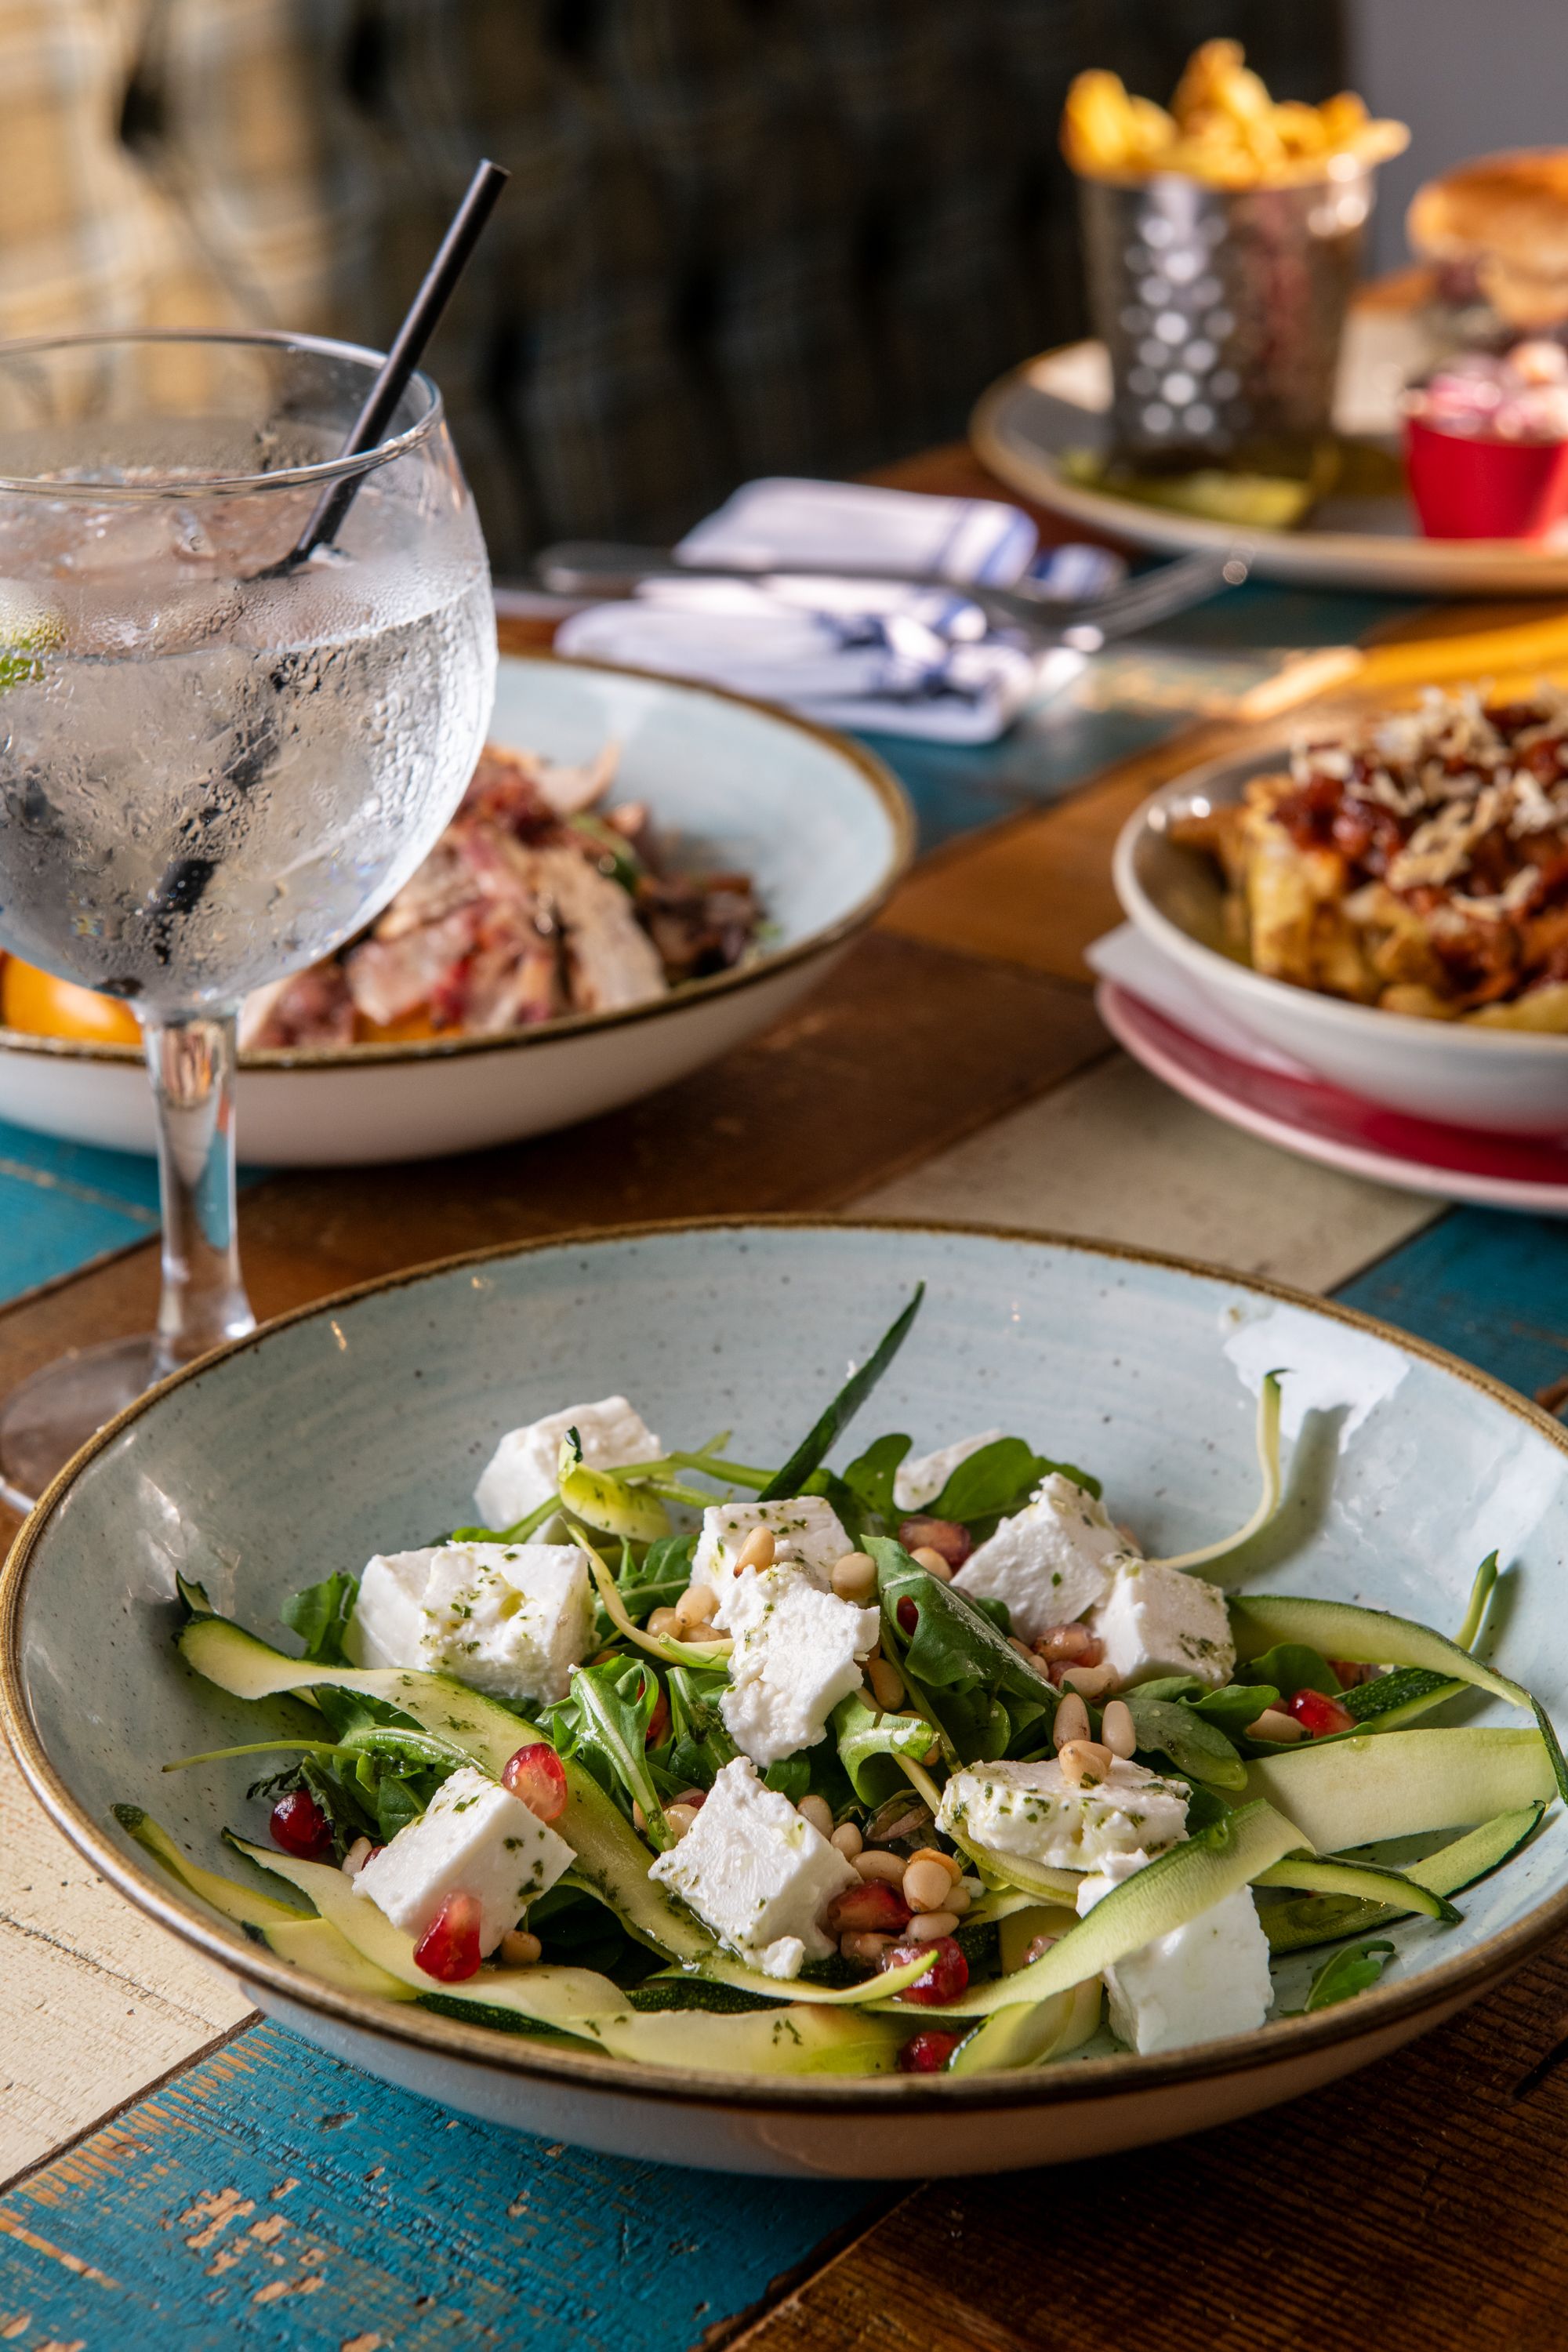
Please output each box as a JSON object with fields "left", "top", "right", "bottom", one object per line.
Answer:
{"left": 0, "top": 653, "right": 912, "bottom": 1166}
{"left": 5, "top": 1218, "right": 1568, "bottom": 2180}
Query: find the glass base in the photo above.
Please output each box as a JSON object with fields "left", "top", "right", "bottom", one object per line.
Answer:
{"left": 0, "top": 1334, "right": 155, "bottom": 1513}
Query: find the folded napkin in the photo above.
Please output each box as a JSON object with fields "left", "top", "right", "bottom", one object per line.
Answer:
{"left": 554, "top": 477, "right": 1119, "bottom": 743}
{"left": 1085, "top": 924, "right": 1312, "bottom": 1077}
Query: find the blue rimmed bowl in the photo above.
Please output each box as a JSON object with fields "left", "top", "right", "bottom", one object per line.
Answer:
{"left": 5, "top": 1218, "right": 1567, "bottom": 2177}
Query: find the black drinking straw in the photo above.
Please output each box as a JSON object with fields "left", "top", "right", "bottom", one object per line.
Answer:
{"left": 280, "top": 158, "right": 510, "bottom": 571}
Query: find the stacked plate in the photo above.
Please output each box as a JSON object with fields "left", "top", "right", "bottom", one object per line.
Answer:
{"left": 1105, "top": 749, "right": 1568, "bottom": 1215}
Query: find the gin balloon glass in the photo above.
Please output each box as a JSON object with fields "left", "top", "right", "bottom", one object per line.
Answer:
{"left": 0, "top": 331, "right": 495, "bottom": 1505}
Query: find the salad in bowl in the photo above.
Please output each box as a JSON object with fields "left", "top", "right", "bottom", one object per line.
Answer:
{"left": 125, "top": 1284, "right": 1564, "bottom": 2085}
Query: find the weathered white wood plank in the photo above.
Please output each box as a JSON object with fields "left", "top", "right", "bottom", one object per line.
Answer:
{"left": 852, "top": 1054, "right": 1439, "bottom": 1294}
{"left": 0, "top": 1746, "right": 253, "bottom": 2187}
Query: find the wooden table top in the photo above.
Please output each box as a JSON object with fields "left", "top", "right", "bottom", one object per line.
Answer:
{"left": 5, "top": 450, "right": 1568, "bottom": 2351}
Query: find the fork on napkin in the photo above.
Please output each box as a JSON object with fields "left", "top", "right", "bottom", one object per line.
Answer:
{"left": 552, "top": 477, "right": 1115, "bottom": 743}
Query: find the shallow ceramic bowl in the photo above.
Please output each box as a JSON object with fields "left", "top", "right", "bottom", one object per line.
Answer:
{"left": 1116, "top": 748, "right": 1568, "bottom": 1135}
{"left": 5, "top": 1218, "right": 1568, "bottom": 2180}
{"left": 0, "top": 656, "right": 911, "bottom": 1166}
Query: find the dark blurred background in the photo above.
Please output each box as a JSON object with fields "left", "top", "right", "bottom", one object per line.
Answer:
{"left": 0, "top": 1, "right": 1345, "bottom": 567}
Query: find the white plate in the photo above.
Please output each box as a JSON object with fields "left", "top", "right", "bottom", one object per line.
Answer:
{"left": 1113, "top": 745, "right": 1568, "bottom": 1137}
{"left": 0, "top": 654, "right": 913, "bottom": 1166}
{"left": 971, "top": 308, "right": 1568, "bottom": 595}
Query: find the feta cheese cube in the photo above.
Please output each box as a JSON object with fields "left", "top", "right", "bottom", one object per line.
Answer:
{"left": 951, "top": 1472, "right": 1129, "bottom": 1641}
{"left": 1089, "top": 1557, "right": 1236, "bottom": 1691}
{"left": 648, "top": 1756, "right": 857, "bottom": 1976}
{"left": 892, "top": 1428, "right": 1007, "bottom": 1514}
{"left": 1075, "top": 1855, "right": 1273, "bottom": 2053}
{"left": 937, "top": 1755, "right": 1189, "bottom": 1872}
{"left": 356, "top": 1765, "right": 573, "bottom": 1956}
{"left": 346, "top": 1541, "right": 593, "bottom": 1704}
{"left": 690, "top": 1495, "right": 851, "bottom": 1594}
{"left": 475, "top": 1395, "right": 662, "bottom": 1531}
{"left": 714, "top": 1564, "right": 880, "bottom": 1767}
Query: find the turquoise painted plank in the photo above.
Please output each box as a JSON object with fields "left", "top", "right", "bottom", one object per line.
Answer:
{"left": 0, "top": 1116, "right": 159, "bottom": 1298}
{"left": 0, "top": 2022, "right": 865, "bottom": 2351}
{"left": 1334, "top": 1207, "right": 1568, "bottom": 1402}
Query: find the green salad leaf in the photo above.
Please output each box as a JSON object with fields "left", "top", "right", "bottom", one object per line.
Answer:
{"left": 655, "top": 1662, "right": 738, "bottom": 1793}
{"left": 1297, "top": 1939, "right": 1396, "bottom": 2012}
{"left": 832, "top": 1690, "right": 938, "bottom": 1806}
{"left": 614, "top": 1531, "right": 697, "bottom": 1628}
{"left": 1247, "top": 1642, "right": 1341, "bottom": 1700}
{"left": 1120, "top": 1687, "right": 1248, "bottom": 1789}
{"left": 281, "top": 1571, "right": 358, "bottom": 1667}
{"left": 927, "top": 1437, "right": 1099, "bottom": 1525}
{"left": 546, "top": 1657, "right": 669, "bottom": 1846}
{"left": 871, "top": 1535, "right": 1056, "bottom": 1764}
{"left": 841, "top": 1433, "right": 912, "bottom": 1526}
{"left": 758, "top": 1285, "right": 924, "bottom": 1502}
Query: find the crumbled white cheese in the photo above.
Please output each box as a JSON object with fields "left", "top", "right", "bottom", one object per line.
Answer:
{"left": 1076, "top": 1850, "right": 1273, "bottom": 2054}
{"left": 951, "top": 1473, "right": 1130, "bottom": 1641}
{"left": 346, "top": 1541, "right": 593, "bottom": 1704}
{"left": 355, "top": 1765, "right": 573, "bottom": 1956}
{"left": 892, "top": 1428, "right": 1007, "bottom": 1515}
{"left": 1088, "top": 1557, "right": 1236, "bottom": 1691}
{"left": 648, "top": 1756, "right": 857, "bottom": 1977}
{"left": 937, "top": 1755, "right": 1189, "bottom": 1871}
{"left": 715, "top": 1563, "right": 880, "bottom": 1768}
{"left": 689, "top": 1496, "right": 851, "bottom": 1594}
{"left": 474, "top": 1395, "right": 662, "bottom": 1531}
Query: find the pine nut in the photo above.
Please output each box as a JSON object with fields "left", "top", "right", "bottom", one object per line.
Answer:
{"left": 648, "top": 1606, "right": 682, "bottom": 1639}
{"left": 1038, "top": 1622, "right": 1093, "bottom": 1661}
{"left": 498, "top": 1929, "right": 542, "bottom": 1967}
{"left": 909, "top": 1846, "right": 962, "bottom": 1882}
{"left": 831, "top": 1822, "right": 864, "bottom": 1860}
{"left": 1007, "top": 1635, "right": 1035, "bottom": 1659}
{"left": 1058, "top": 1738, "right": 1114, "bottom": 1787}
{"left": 908, "top": 1909, "right": 960, "bottom": 1940}
{"left": 735, "top": 1526, "right": 775, "bottom": 1572}
{"left": 830, "top": 1550, "right": 878, "bottom": 1602}
{"left": 841, "top": 1930, "right": 892, "bottom": 1965}
{"left": 1053, "top": 1691, "right": 1091, "bottom": 1748}
{"left": 1061, "top": 1662, "right": 1117, "bottom": 1699}
{"left": 1102, "top": 1697, "right": 1137, "bottom": 1759}
{"left": 674, "top": 1582, "right": 718, "bottom": 1629}
{"left": 797, "top": 1794, "right": 835, "bottom": 1838}
{"left": 342, "top": 1836, "right": 373, "bottom": 1879}
{"left": 663, "top": 1802, "right": 700, "bottom": 1841}
{"left": 854, "top": 1849, "right": 908, "bottom": 1885}
{"left": 632, "top": 1800, "right": 648, "bottom": 1832}
{"left": 910, "top": 1545, "right": 953, "bottom": 1581}
{"left": 1247, "top": 1708, "right": 1306, "bottom": 1743}
{"left": 902, "top": 1857, "right": 953, "bottom": 1911}
{"left": 867, "top": 1657, "right": 903, "bottom": 1710}
{"left": 946, "top": 1880, "right": 971, "bottom": 1915}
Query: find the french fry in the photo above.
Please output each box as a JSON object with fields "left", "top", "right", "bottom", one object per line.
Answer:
{"left": 1061, "top": 46, "right": 1407, "bottom": 189}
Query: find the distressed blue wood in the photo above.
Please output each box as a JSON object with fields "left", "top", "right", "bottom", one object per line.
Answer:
{"left": 0, "top": 2023, "right": 865, "bottom": 2350}
{"left": 0, "top": 1115, "right": 160, "bottom": 1298}
{"left": 1335, "top": 1207, "right": 1568, "bottom": 1403}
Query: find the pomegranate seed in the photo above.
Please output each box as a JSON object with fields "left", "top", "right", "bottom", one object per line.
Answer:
{"left": 897, "top": 1516, "right": 973, "bottom": 1569}
{"left": 645, "top": 1686, "right": 670, "bottom": 1748}
{"left": 502, "top": 1741, "right": 568, "bottom": 1822}
{"left": 898, "top": 2028, "right": 963, "bottom": 2073}
{"left": 882, "top": 1934, "right": 969, "bottom": 2005}
{"left": 414, "top": 1890, "right": 483, "bottom": 1981}
{"left": 896, "top": 1596, "right": 919, "bottom": 1635}
{"left": 823, "top": 1880, "right": 913, "bottom": 1936}
{"left": 270, "top": 1788, "right": 332, "bottom": 1859}
{"left": 1327, "top": 1657, "right": 1372, "bottom": 1688}
{"left": 1022, "top": 1933, "right": 1058, "bottom": 1965}
{"left": 1287, "top": 1688, "right": 1356, "bottom": 1737}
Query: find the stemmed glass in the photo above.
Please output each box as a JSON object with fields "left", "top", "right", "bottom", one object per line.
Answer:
{"left": 0, "top": 331, "right": 495, "bottom": 1505}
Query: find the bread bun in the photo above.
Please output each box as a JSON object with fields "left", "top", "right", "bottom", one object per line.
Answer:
{"left": 1409, "top": 150, "right": 1568, "bottom": 327}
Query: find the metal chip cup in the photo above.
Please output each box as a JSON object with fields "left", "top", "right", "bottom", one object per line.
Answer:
{"left": 1077, "top": 162, "right": 1374, "bottom": 462}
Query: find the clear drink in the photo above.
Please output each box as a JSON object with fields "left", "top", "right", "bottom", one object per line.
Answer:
{"left": 0, "top": 332, "right": 495, "bottom": 1504}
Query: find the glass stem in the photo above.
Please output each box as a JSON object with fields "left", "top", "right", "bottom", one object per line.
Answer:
{"left": 141, "top": 1006, "right": 255, "bottom": 1379}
